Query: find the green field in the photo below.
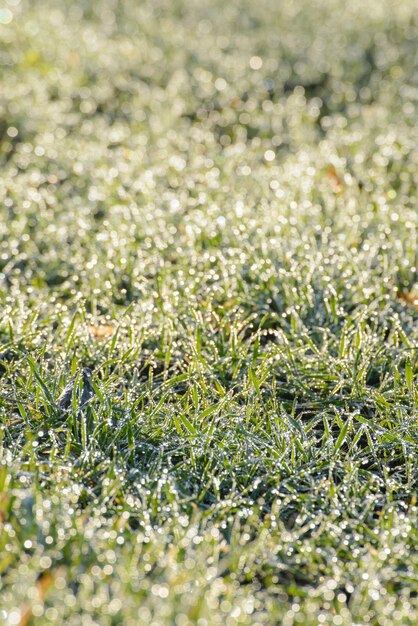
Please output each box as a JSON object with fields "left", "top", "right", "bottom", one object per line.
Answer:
{"left": 1, "top": 1, "right": 418, "bottom": 624}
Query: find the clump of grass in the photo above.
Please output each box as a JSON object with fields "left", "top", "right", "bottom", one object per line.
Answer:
{"left": 1, "top": 0, "right": 418, "bottom": 623}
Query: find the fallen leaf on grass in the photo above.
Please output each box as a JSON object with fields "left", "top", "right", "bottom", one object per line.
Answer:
{"left": 230, "top": 96, "right": 242, "bottom": 109}
{"left": 19, "top": 570, "right": 56, "bottom": 626}
{"left": 88, "top": 325, "right": 114, "bottom": 340}
{"left": 397, "top": 290, "right": 418, "bottom": 308}
{"left": 326, "top": 167, "right": 343, "bottom": 193}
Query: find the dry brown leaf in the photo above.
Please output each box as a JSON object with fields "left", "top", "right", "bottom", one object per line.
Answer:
{"left": 230, "top": 96, "right": 242, "bottom": 109}
{"left": 326, "top": 167, "right": 343, "bottom": 193}
{"left": 0, "top": 493, "right": 8, "bottom": 524}
{"left": 397, "top": 290, "right": 418, "bottom": 308}
{"left": 67, "top": 51, "right": 80, "bottom": 65}
{"left": 88, "top": 325, "right": 114, "bottom": 340}
{"left": 19, "top": 571, "right": 55, "bottom": 626}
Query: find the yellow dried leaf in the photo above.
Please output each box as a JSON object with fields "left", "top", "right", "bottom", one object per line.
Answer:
{"left": 88, "top": 325, "right": 114, "bottom": 340}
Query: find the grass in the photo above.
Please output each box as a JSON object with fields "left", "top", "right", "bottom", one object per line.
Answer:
{"left": 1, "top": 0, "right": 418, "bottom": 623}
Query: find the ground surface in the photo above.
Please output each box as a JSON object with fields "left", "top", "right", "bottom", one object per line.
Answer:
{"left": 1, "top": 1, "right": 418, "bottom": 624}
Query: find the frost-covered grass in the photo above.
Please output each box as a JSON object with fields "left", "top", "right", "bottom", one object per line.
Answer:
{"left": 1, "top": 1, "right": 418, "bottom": 624}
